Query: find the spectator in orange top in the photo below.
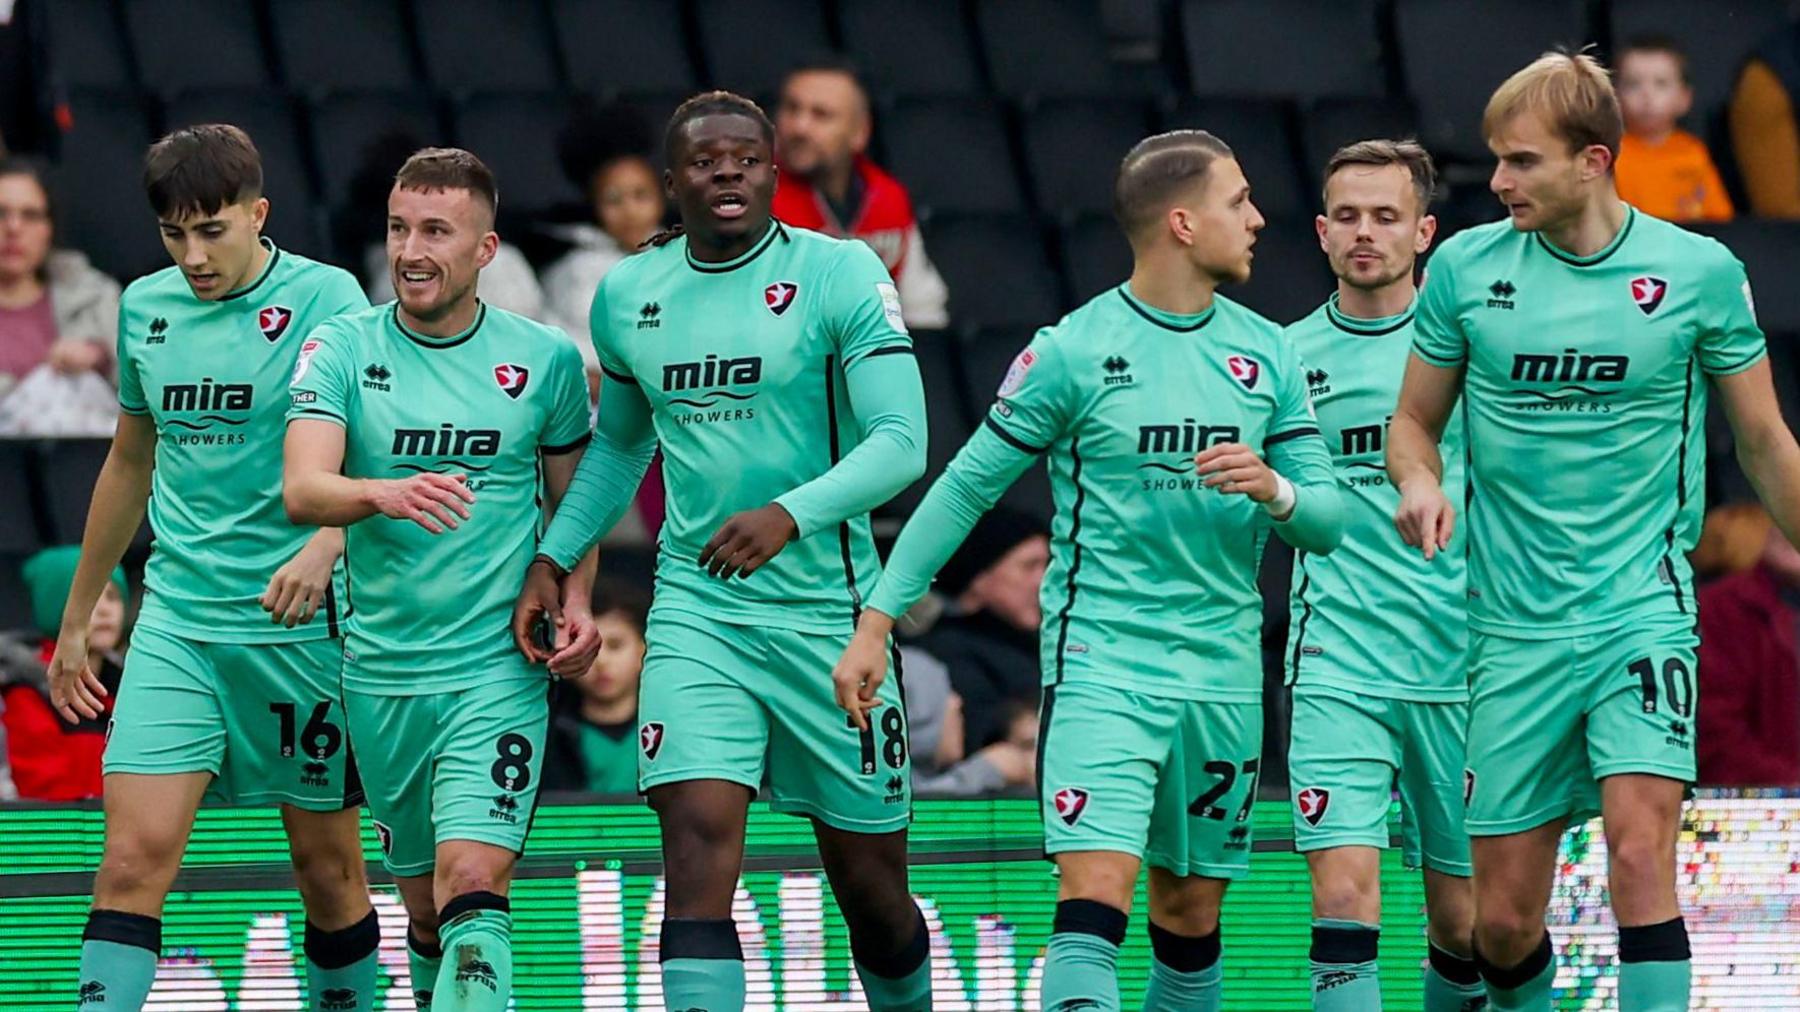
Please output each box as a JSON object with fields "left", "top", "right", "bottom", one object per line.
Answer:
{"left": 1614, "top": 36, "right": 1734, "bottom": 222}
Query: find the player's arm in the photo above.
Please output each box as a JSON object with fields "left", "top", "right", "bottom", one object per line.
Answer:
{"left": 1703, "top": 258, "right": 1800, "bottom": 542}
{"left": 1388, "top": 253, "right": 1468, "bottom": 560}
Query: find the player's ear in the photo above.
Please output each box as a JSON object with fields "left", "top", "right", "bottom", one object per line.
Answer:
{"left": 249, "top": 196, "right": 270, "bottom": 233}
{"left": 1166, "top": 206, "right": 1195, "bottom": 247}
{"left": 1579, "top": 143, "right": 1614, "bottom": 183}
{"left": 475, "top": 229, "right": 499, "bottom": 271}
{"left": 1416, "top": 213, "right": 1438, "bottom": 255}
{"left": 1314, "top": 214, "right": 1329, "bottom": 253}
{"left": 663, "top": 168, "right": 678, "bottom": 203}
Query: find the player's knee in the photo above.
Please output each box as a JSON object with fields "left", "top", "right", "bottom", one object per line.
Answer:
{"left": 1474, "top": 908, "right": 1543, "bottom": 966}
{"left": 1607, "top": 829, "right": 1674, "bottom": 892}
{"left": 288, "top": 837, "right": 369, "bottom": 906}
{"left": 1147, "top": 883, "right": 1224, "bottom": 936}
{"left": 94, "top": 830, "right": 184, "bottom": 903}
{"left": 1426, "top": 900, "right": 1475, "bottom": 952}
{"left": 436, "top": 862, "right": 504, "bottom": 903}
{"left": 1311, "top": 873, "right": 1378, "bottom": 923}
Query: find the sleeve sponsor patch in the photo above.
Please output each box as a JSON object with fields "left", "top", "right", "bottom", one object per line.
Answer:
{"left": 997, "top": 347, "right": 1038, "bottom": 398}
{"left": 1743, "top": 280, "right": 1757, "bottom": 321}
{"left": 291, "top": 390, "right": 316, "bottom": 405}
{"left": 876, "top": 281, "right": 908, "bottom": 333}
{"left": 292, "top": 338, "right": 323, "bottom": 384}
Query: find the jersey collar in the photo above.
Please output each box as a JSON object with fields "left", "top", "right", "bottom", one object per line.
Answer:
{"left": 1325, "top": 292, "right": 1415, "bottom": 336}
{"left": 217, "top": 237, "right": 281, "bottom": 302}
{"left": 685, "top": 220, "right": 787, "bottom": 274}
{"left": 1533, "top": 206, "right": 1636, "bottom": 268}
{"left": 391, "top": 300, "right": 487, "bottom": 350}
{"left": 1117, "top": 285, "right": 1216, "bottom": 332}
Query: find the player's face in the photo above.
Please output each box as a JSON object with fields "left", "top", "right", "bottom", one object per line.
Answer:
{"left": 1487, "top": 111, "right": 1604, "bottom": 233}
{"left": 158, "top": 197, "right": 269, "bottom": 301}
{"left": 0, "top": 173, "right": 53, "bottom": 284}
{"left": 968, "top": 535, "right": 1050, "bottom": 633}
{"left": 776, "top": 71, "right": 869, "bottom": 177}
{"left": 1617, "top": 51, "right": 1691, "bottom": 136}
{"left": 1182, "top": 157, "right": 1264, "bottom": 284}
{"left": 593, "top": 157, "right": 664, "bottom": 251}
{"left": 667, "top": 114, "right": 776, "bottom": 243}
{"left": 88, "top": 582, "right": 124, "bottom": 656}
{"left": 582, "top": 611, "right": 645, "bottom": 705}
{"left": 1317, "top": 163, "right": 1434, "bottom": 291}
{"left": 385, "top": 184, "right": 498, "bottom": 323}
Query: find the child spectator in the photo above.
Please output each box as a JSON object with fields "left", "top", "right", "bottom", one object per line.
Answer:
{"left": 1614, "top": 36, "right": 1734, "bottom": 222}
{"left": 542, "top": 583, "right": 648, "bottom": 793}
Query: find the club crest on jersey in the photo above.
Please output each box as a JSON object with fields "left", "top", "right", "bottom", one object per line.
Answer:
{"left": 1226, "top": 354, "right": 1260, "bottom": 390}
{"left": 493, "top": 363, "right": 529, "bottom": 399}
{"left": 258, "top": 305, "right": 293, "bottom": 342}
{"left": 764, "top": 281, "right": 799, "bottom": 316}
{"left": 1053, "top": 787, "right": 1090, "bottom": 826}
{"left": 1630, "top": 276, "right": 1668, "bottom": 316}
{"left": 373, "top": 820, "right": 394, "bottom": 856}
{"left": 1296, "top": 786, "right": 1330, "bottom": 826}
{"left": 640, "top": 722, "right": 665, "bottom": 761}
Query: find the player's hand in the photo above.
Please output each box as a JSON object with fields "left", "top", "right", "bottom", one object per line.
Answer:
{"left": 366, "top": 472, "right": 475, "bottom": 534}
{"left": 699, "top": 502, "right": 798, "bottom": 579}
{"left": 262, "top": 532, "right": 338, "bottom": 627}
{"left": 833, "top": 614, "right": 892, "bottom": 731}
{"left": 1395, "top": 477, "right": 1455, "bottom": 560}
{"left": 512, "top": 559, "right": 564, "bottom": 663}
{"left": 547, "top": 604, "right": 601, "bottom": 679}
{"left": 46, "top": 626, "right": 107, "bottom": 722}
{"left": 1194, "top": 442, "right": 1279, "bottom": 502}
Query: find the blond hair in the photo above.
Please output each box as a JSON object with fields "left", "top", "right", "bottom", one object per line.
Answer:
{"left": 1482, "top": 50, "right": 1622, "bottom": 161}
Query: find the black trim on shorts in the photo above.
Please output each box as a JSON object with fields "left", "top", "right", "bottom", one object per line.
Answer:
{"left": 1264, "top": 426, "right": 1320, "bottom": 447}
{"left": 1050, "top": 436, "right": 1086, "bottom": 684}
{"left": 823, "top": 354, "right": 865, "bottom": 624}
{"left": 1034, "top": 684, "right": 1057, "bottom": 858}
{"left": 1287, "top": 556, "right": 1312, "bottom": 686}
{"left": 335, "top": 654, "right": 366, "bottom": 810}
{"left": 541, "top": 431, "right": 593, "bottom": 456}
{"left": 1665, "top": 360, "right": 1694, "bottom": 614}
{"left": 515, "top": 675, "right": 555, "bottom": 857}
{"left": 983, "top": 416, "right": 1046, "bottom": 455}
{"left": 323, "top": 584, "right": 340, "bottom": 640}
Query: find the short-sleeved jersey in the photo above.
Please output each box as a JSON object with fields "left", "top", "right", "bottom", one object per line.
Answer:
{"left": 990, "top": 286, "right": 1331, "bottom": 702}
{"left": 1285, "top": 295, "right": 1468, "bottom": 701}
{"left": 591, "top": 223, "right": 912, "bottom": 633}
{"left": 1412, "top": 208, "right": 1767, "bottom": 636}
{"left": 287, "top": 302, "right": 592, "bottom": 694}
{"left": 117, "top": 241, "right": 366, "bottom": 643}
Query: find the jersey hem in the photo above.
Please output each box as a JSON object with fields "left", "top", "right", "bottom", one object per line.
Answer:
{"left": 340, "top": 668, "right": 537, "bottom": 696}
{"left": 1703, "top": 346, "right": 1769, "bottom": 377}
{"left": 1467, "top": 611, "right": 1688, "bottom": 639}
{"left": 651, "top": 602, "right": 857, "bottom": 637}
{"left": 132, "top": 612, "right": 336, "bottom": 645}
{"left": 1290, "top": 678, "right": 1470, "bottom": 704}
{"left": 1051, "top": 670, "right": 1262, "bottom": 704}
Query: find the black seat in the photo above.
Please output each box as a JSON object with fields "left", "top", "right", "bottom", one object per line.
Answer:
{"left": 976, "top": 0, "right": 1156, "bottom": 98}
{"left": 1299, "top": 98, "right": 1422, "bottom": 182}
{"left": 1229, "top": 220, "right": 1334, "bottom": 325}
{"left": 1395, "top": 0, "right": 1589, "bottom": 163}
{"left": 310, "top": 92, "right": 444, "bottom": 206}
{"left": 1180, "top": 0, "right": 1386, "bottom": 101}
{"left": 1021, "top": 99, "right": 1154, "bottom": 219}
{"left": 1060, "top": 215, "right": 1131, "bottom": 304}
{"left": 840, "top": 0, "right": 984, "bottom": 98}
{"left": 271, "top": 0, "right": 417, "bottom": 94}
{"left": 553, "top": 0, "right": 697, "bottom": 97}
{"left": 926, "top": 216, "right": 1064, "bottom": 332}
{"left": 0, "top": 554, "right": 36, "bottom": 633}
{"left": 882, "top": 98, "right": 1024, "bottom": 216}
{"left": 38, "top": 439, "right": 145, "bottom": 549}
{"left": 1163, "top": 99, "right": 1308, "bottom": 219}
{"left": 959, "top": 329, "right": 1055, "bottom": 522}
{"left": 51, "top": 91, "right": 161, "bottom": 280}
{"left": 125, "top": 0, "right": 270, "bottom": 94}
{"left": 414, "top": 0, "right": 560, "bottom": 93}
{"left": 1609, "top": 0, "right": 1792, "bottom": 127}
{"left": 877, "top": 329, "right": 975, "bottom": 518}
{"left": 1690, "top": 220, "right": 1800, "bottom": 336}
{"left": 0, "top": 441, "right": 42, "bottom": 557}
{"left": 453, "top": 94, "right": 581, "bottom": 214}
{"left": 691, "top": 0, "right": 832, "bottom": 96}
{"left": 165, "top": 90, "right": 326, "bottom": 259}
{"left": 44, "top": 0, "right": 133, "bottom": 90}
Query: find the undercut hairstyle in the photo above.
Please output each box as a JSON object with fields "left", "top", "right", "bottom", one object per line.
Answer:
{"left": 393, "top": 147, "right": 499, "bottom": 219}
{"left": 1112, "top": 129, "right": 1235, "bottom": 240}
{"left": 1618, "top": 34, "right": 1691, "bottom": 84}
{"left": 1324, "top": 138, "right": 1438, "bottom": 214}
{"left": 143, "top": 124, "right": 263, "bottom": 220}
{"left": 1482, "top": 49, "right": 1623, "bottom": 161}
{"left": 664, "top": 90, "right": 774, "bottom": 167}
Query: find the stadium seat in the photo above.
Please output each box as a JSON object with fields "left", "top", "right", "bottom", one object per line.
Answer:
{"left": 124, "top": 0, "right": 271, "bottom": 94}
{"left": 839, "top": 0, "right": 984, "bottom": 98}
{"left": 1395, "top": 0, "right": 1589, "bottom": 163}
{"left": 882, "top": 98, "right": 1026, "bottom": 217}
{"left": 877, "top": 329, "right": 974, "bottom": 518}
{"left": 165, "top": 91, "right": 327, "bottom": 260}
{"left": 36, "top": 439, "right": 141, "bottom": 549}
{"left": 1163, "top": 98, "right": 1308, "bottom": 219}
{"left": 453, "top": 94, "right": 583, "bottom": 214}
{"left": 414, "top": 0, "right": 560, "bottom": 93}
{"left": 691, "top": 0, "right": 832, "bottom": 96}
{"left": 1299, "top": 98, "right": 1422, "bottom": 183}
{"left": 958, "top": 330, "right": 1054, "bottom": 521}
{"left": 1180, "top": 0, "right": 1387, "bottom": 101}
{"left": 270, "top": 0, "right": 418, "bottom": 94}
{"left": 0, "top": 554, "right": 34, "bottom": 633}
{"left": 309, "top": 92, "right": 445, "bottom": 206}
{"left": 620, "top": 91, "right": 689, "bottom": 143}
{"left": 1021, "top": 99, "right": 1155, "bottom": 220}
{"left": 51, "top": 91, "right": 162, "bottom": 280}
{"left": 1692, "top": 220, "right": 1800, "bottom": 336}
{"left": 0, "top": 441, "right": 41, "bottom": 557}
{"left": 975, "top": 0, "right": 1160, "bottom": 98}
{"left": 553, "top": 0, "right": 697, "bottom": 98}
{"left": 43, "top": 0, "right": 134, "bottom": 90}
{"left": 1060, "top": 215, "right": 1132, "bottom": 304}
{"left": 925, "top": 216, "right": 1064, "bottom": 331}
{"left": 1226, "top": 219, "right": 1333, "bottom": 325}
{"left": 1609, "top": 0, "right": 1792, "bottom": 126}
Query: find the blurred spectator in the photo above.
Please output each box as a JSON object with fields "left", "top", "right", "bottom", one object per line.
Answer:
{"left": 1692, "top": 501, "right": 1772, "bottom": 581}
{"left": 542, "top": 583, "right": 648, "bottom": 793}
{"left": 1730, "top": 18, "right": 1800, "bottom": 218}
{"left": 0, "top": 0, "right": 52, "bottom": 155}
{"left": 773, "top": 58, "right": 949, "bottom": 329}
{"left": 915, "top": 508, "right": 1048, "bottom": 750}
{"left": 0, "top": 157, "right": 120, "bottom": 434}
{"left": 904, "top": 646, "right": 1037, "bottom": 796}
{"left": 1697, "top": 517, "right": 1800, "bottom": 786}
{"left": 1614, "top": 37, "right": 1733, "bottom": 222}
{"left": 0, "top": 545, "right": 129, "bottom": 801}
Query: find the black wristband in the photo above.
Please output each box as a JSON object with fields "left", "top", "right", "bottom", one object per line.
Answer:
{"left": 531, "top": 554, "right": 568, "bottom": 580}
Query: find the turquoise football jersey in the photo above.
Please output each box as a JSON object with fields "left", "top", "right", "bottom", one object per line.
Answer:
{"left": 1285, "top": 294, "right": 1468, "bottom": 701}
{"left": 583, "top": 223, "right": 915, "bottom": 633}
{"left": 1412, "top": 208, "right": 1766, "bottom": 636}
{"left": 287, "top": 302, "right": 592, "bottom": 694}
{"left": 117, "top": 240, "right": 365, "bottom": 643}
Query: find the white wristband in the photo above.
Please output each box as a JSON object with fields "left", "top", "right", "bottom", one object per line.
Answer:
{"left": 1263, "top": 473, "right": 1297, "bottom": 518}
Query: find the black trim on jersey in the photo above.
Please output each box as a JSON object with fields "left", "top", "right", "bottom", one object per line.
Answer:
{"left": 599, "top": 365, "right": 637, "bottom": 385}
{"left": 295, "top": 406, "right": 346, "bottom": 424}
{"left": 1264, "top": 426, "right": 1320, "bottom": 447}
{"left": 393, "top": 301, "right": 487, "bottom": 350}
{"left": 1051, "top": 437, "right": 1086, "bottom": 684}
{"left": 853, "top": 344, "right": 915, "bottom": 364}
{"left": 218, "top": 238, "right": 281, "bottom": 302}
{"left": 1706, "top": 347, "right": 1768, "bottom": 376}
{"left": 1118, "top": 288, "right": 1214, "bottom": 332}
{"left": 541, "top": 431, "right": 593, "bottom": 456}
{"left": 1534, "top": 207, "right": 1635, "bottom": 267}
{"left": 824, "top": 354, "right": 864, "bottom": 624}
{"left": 323, "top": 584, "right": 340, "bottom": 640}
{"left": 1409, "top": 342, "right": 1466, "bottom": 368}
{"left": 983, "top": 416, "right": 1047, "bottom": 455}
{"left": 685, "top": 220, "right": 786, "bottom": 274}
{"left": 1327, "top": 305, "right": 1414, "bottom": 336}
{"left": 1287, "top": 558, "right": 1312, "bottom": 686}
{"left": 1664, "top": 360, "right": 1695, "bottom": 614}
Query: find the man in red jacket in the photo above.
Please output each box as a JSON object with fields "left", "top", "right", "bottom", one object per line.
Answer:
{"left": 773, "top": 58, "right": 950, "bottom": 329}
{"left": 1696, "top": 520, "right": 1800, "bottom": 786}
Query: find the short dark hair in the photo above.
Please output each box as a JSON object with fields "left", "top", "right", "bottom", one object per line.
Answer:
{"left": 143, "top": 124, "right": 263, "bottom": 220}
{"left": 393, "top": 146, "right": 499, "bottom": 219}
{"left": 1324, "top": 138, "right": 1437, "bottom": 214}
{"left": 664, "top": 90, "right": 774, "bottom": 166}
{"left": 0, "top": 156, "right": 55, "bottom": 226}
{"left": 780, "top": 55, "right": 869, "bottom": 102}
{"left": 1112, "top": 130, "right": 1235, "bottom": 239}
{"left": 1618, "top": 34, "right": 1690, "bottom": 84}
{"left": 591, "top": 580, "right": 650, "bottom": 637}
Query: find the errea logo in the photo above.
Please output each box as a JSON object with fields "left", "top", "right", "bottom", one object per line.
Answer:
{"left": 1102, "top": 355, "right": 1133, "bottom": 386}
{"left": 1486, "top": 279, "right": 1517, "bottom": 310}
{"left": 638, "top": 302, "right": 662, "bottom": 329}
